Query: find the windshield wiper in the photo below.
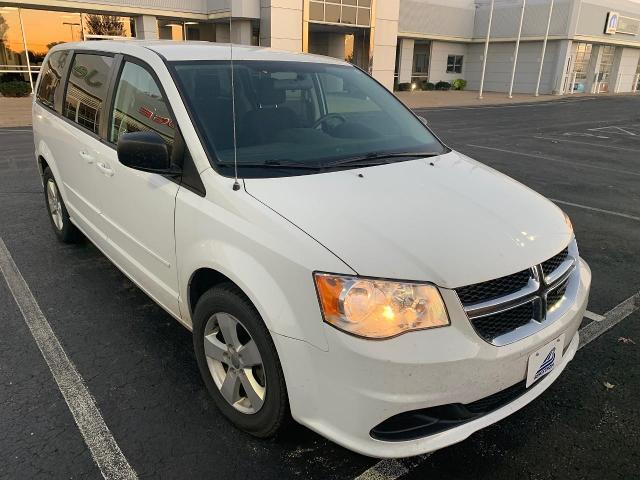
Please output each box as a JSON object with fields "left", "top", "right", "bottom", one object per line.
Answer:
{"left": 218, "top": 159, "right": 322, "bottom": 170}
{"left": 325, "top": 151, "right": 442, "bottom": 168}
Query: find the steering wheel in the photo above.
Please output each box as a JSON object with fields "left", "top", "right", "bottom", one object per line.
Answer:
{"left": 312, "top": 113, "right": 347, "bottom": 131}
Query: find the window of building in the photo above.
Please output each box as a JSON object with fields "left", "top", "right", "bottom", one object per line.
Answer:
{"left": 571, "top": 42, "right": 592, "bottom": 93}
{"left": 64, "top": 54, "right": 113, "bottom": 134}
{"left": 110, "top": 61, "right": 176, "bottom": 151}
{"left": 596, "top": 45, "right": 616, "bottom": 92}
{"left": 36, "top": 50, "right": 70, "bottom": 109}
{"left": 446, "top": 55, "right": 463, "bottom": 74}
{"left": 0, "top": 7, "right": 30, "bottom": 82}
{"left": 0, "top": 7, "right": 133, "bottom": 85}
{"left": 308, "top": 0, "right": 371, "bottom": 27}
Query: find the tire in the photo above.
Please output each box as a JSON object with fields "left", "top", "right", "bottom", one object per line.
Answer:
{"left": 193, "top": 283, "right": 289, "bottom": 438}
{"left": 43, "top": 167, "right": 81, "bottom": 243}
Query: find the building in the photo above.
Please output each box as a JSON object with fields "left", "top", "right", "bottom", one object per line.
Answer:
{"left": 1, "top": 0, "right": 639, "bottom": 95}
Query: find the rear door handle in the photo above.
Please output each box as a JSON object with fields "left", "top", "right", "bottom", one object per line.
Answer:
{"left": 79, "top": 151, "right": 94, "bottom": 164}
{"left": 96, "top": 161, "right": 114, "bottom": 177}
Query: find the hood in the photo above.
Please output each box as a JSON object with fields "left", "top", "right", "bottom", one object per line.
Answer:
{"left": 244, "top": 151, "right": 572, "bottom": 289}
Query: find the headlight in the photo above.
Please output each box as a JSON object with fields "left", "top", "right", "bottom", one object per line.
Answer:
{"left": 314, "top": 273, "right": 450, "bottom": 339}
{"left": 563, "top": 211, "right": 573, "bottom": 233}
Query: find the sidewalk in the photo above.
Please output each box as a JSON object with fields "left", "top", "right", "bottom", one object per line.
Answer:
{"left": 395, "top": 90, "right": 561, "bottom": 109}
{"left": 0, "top": 96, "right": 32, "bottom": 128}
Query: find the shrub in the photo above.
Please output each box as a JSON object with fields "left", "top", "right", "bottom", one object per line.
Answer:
{"left": 424, "top": 81, "right": 435, "bottom": 91}
{"left": 0, "top": 81, "right": 31, "bottom": 97}
{"left": 397, "top": 82, "right": 412, "bottom": 91}
{"left": 435, "top": 81, "right": 451, "bottom": 91}
{"left": 451, "top": 78, "right": 467, "bottom": 91}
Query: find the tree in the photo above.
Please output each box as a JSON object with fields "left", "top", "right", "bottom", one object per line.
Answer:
{"left": 85, "top": 14, "right": 125, "bottom": 36}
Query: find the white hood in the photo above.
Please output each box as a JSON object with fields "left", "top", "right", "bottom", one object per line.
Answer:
{"left": 244, "top": 151, "right": 572, "bottom": 289}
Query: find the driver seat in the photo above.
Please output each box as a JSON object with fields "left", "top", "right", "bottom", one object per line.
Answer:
{"left": 240, "top": 78, "right": 299, "bottom": 146}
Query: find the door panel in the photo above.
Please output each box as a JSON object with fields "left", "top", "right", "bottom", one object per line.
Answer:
{"left": 56, "top": 53, "right": 114, "bottom": 240}
{"left": 97, "top": 60, "right": 180, "bottom": 316}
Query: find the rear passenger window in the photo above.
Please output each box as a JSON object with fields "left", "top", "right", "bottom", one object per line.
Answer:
{"left": 63, "top": 54, "right": 113, "bottom": 134}
{"left": 36, "top": 50, "right": 70, "bottom": 109}
{"left": 109, "top": 61, "right": 176, "bottom": 152}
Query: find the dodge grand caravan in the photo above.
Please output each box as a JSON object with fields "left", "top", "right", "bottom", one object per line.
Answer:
{"left": 33, "top": 41, "right": 590, "bottom": 458}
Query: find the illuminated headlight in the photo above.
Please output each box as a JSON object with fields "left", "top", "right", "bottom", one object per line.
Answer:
{"left": 563, "top": 211, "right": 573, "bottom": 234}
{"left": 314, "top": 273, "right": 450, "bottom": 339}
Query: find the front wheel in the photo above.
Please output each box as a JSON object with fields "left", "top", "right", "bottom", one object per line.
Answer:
{"left": 193, "top": 284, "right": 289, "bottom": 437}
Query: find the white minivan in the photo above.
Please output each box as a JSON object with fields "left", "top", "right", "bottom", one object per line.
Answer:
{"left": 33, "top": 41, "right": 590, "bottom": 458}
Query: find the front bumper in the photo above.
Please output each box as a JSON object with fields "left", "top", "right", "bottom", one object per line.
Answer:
{"left": 273, "top": 258, "right": 591, "bottom": 458}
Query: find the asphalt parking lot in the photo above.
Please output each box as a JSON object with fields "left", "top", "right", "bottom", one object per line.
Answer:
{"left": 1, "top": 95, "right": 639, "bottom": 480}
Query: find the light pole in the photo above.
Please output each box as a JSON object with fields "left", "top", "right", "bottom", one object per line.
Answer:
{"left": 535, "top": 0, "right": 555, "bottom": 97}
{"left": 508, "top": 0, "right": 526, "bottom": 98}
{"left": 478, "top": 0, "right": 495, "bottom": 100}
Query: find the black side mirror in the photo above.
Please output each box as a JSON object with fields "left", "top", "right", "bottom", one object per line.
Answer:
{"left": 117, "top": 131, "right": 180, "bottom": 175}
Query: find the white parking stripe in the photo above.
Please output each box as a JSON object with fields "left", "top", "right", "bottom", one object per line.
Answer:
{"left": 550, "top": 199, "right": 640, "bottom": 222}
{"left": 534, "top": 136, "right": 640, "bottom": 153}
{"left": 353, "top": 290, "right": 640, "bottom": 480}
{"left": 355, "top": 455, "right": 431, "bottom": 480}
{"left": 0, "top": 237, "right": 137, "bottom": 480}
{"left": 579, "top": 291, "right": 640, "bottom": 349}
{"left": 465, "top": 144, "right": 640, "bottom": 177}
{"left": 584, "top": 310, "right": 605, "bottom": 322}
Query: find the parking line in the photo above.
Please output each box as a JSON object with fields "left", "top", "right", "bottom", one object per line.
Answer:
{"left": 0, "top": 237, "right": 137, "bottom": 480}
{"left": 355, "top": 455, "right": 431, "bottom": 480}
{"left": 465, "top": 144, "right": 640, "bottom": 177}
{"left": 550, "top": 199, "right": 640, "bottom": 222}
{"left": 579, "top": 291, "right": 640, "bottom": 349}
{"left": 534, "top": 136, "right": 640, "bottom": 153}
{"left": 584, "top": 310, "right": 605, "bottom": 322}
{"left": 354, "top": 290, "right": 640, "bottom": 480}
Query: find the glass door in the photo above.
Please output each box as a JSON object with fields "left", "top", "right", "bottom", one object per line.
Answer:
{"left": 596, "top": 45, "right": 615, "bottom": 93}
{"left": 570, "top": 42, "right": 592, "bottom": 93}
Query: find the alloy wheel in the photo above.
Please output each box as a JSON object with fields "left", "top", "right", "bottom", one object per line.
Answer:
{"left": 203, "top": 312, "right": 266, "bottom": 414}
{"left": 46, "top": 179, "right": 64, "bottom": 231}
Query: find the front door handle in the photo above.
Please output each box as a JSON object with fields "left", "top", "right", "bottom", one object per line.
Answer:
{"left": 96, "top": 161, "right": 114, "bottom": 177}
{"left": 79, "top": 151, "right": 94, "bottom": 164}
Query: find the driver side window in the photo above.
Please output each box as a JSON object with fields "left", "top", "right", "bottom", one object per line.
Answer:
{"left": 110, "top": 61, "right": 176, "bottom": 153}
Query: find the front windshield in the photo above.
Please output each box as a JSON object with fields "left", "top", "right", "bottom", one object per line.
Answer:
{"left": 172, "top": 60, "right": 446, "bottom": 176}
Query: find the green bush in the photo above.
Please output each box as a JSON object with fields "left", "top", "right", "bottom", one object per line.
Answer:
{"left": 0, "top": 81, "right": 31, "bottom": 97}
{"left": 435, "top": 81, "right": 451, "bottom": 91}
{"left": 424, "top": 81, "right": 435, "bottom": 91}
{"left": 451, "top": 78, "right": 467, "bottom": 91}
{"left": 397, "top": 82, "right": 412, "bottom": 92}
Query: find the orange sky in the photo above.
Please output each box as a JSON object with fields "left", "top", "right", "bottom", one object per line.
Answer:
{"left": 1, "top": 8, "right": 132, "bottom": 55}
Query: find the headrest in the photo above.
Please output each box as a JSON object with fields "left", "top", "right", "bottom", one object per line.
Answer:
{"left": 258, "top": 78, "right": 285, "bottom": 106}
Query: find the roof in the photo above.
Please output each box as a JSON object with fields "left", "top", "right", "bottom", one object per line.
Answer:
{"left": 51, "top": 40, "right": 347, "bottom": 65}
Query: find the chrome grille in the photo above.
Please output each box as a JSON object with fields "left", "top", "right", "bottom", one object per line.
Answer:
{"left": 547, "top": 279, "right": 569, "bottom": 310}
{"left": 541, "top": 247, "right": 569, "bottom": 277}
{"left": 456, "top": 269, "right": 531, "bottom": 305}
{"left": 456, "top": 243, "right": 576, "bottom": 345}
{"left": 471, "top": 302, "right": 534, "bottom": 342}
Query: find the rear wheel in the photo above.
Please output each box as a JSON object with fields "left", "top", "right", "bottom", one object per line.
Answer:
{"left": 43, "top": 167, "right": 81, "bottom": 243}
{"left": 193, "top": 284, "right": 289, "bottom": 437}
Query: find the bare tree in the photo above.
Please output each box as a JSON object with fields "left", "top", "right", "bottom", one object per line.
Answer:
{"left": 85, "top": 14, "right": 125, "bottom": 36}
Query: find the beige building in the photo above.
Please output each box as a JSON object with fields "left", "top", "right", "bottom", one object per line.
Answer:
{"left": 1, "top": 0, "right": 640, "bottom": 95}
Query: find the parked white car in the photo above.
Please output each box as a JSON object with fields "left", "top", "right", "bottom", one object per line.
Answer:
{"left": 33, "top": 41, "right": 590, "bottom": 458}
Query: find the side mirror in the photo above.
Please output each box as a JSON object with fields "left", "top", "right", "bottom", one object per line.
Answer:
{"left": 117, "top": 131, "right": 180, "bottom": 175}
